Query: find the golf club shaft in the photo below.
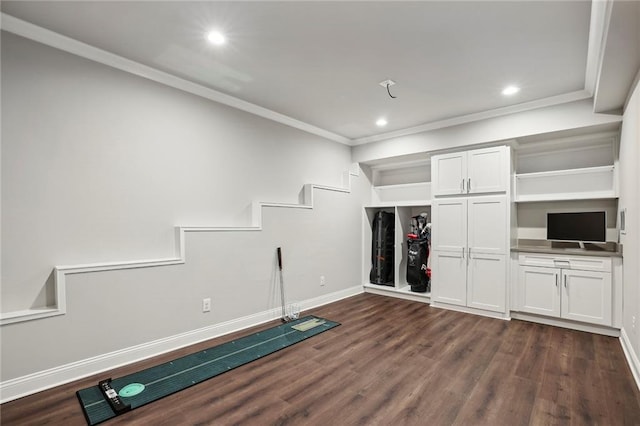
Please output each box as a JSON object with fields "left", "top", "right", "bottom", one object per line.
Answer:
{"left": 277, "top": 247, "right": 287, "bottom": 320}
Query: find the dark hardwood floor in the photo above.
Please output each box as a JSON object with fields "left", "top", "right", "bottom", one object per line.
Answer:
{"left": 2, "top": 293, "right": 640, "bottom": 425}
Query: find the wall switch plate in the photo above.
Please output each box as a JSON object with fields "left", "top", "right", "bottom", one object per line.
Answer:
{"left": 320, "top": 276, "right": 326, "bottom": 286}
{"left": 202, "top": 298, "right": 211, "bottom": 313}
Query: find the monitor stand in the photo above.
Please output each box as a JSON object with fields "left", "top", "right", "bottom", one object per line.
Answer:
{"left": 550, "top": 241, "right": 607, "bottom": 251}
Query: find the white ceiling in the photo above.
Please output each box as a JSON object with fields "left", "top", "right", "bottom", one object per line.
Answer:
{"left": 1, "top": 1, "right": 637, "bottom": 145}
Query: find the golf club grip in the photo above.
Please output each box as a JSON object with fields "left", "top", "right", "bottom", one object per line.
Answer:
{"left": 277, "top": 247, "right": 282, "bottom": 270}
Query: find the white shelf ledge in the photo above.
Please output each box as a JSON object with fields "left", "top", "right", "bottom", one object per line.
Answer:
{"left": 515, "top": 165, "right": 617, "bottom": 202}
{"left": 372, "top": 182, "right": 431, "bottom": 204}
{"left": 0, "top": 308, "right": 64, "bottom": 325}
{"left": 363, "top": 283, "right": 431, "bottom": 303}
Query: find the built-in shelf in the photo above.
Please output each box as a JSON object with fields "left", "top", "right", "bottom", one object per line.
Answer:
{"left": 363, "top": 283, "right": 431, "bottom": 303}
{"left": 372, "top": 182, "right": 431, "bottom": 205}
{"left": 515, "top": 165, "right": 617, "bottom": 202}
{"left": 364, "top": 201, "right": 432, "bottom": 208}
{"left": 362, "top": 203, "right": 432, "bottom": 305}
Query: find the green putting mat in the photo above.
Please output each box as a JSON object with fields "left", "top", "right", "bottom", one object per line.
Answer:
{"left": 77, "top": 315, "right": 339, "bottom": 425}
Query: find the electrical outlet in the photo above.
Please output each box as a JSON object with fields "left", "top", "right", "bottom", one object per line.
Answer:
{"left": 633, "top": 316, "right": 636, "bottom": 330}
{"left": 320, "top": 276, "right": 326, "bottom": 286}
{"left": 202, "top": 298, "right": 211, "bottom": 313}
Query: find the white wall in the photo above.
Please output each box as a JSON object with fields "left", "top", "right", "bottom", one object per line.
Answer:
{"left": 0, "top": 32, "right": 369, "bottom": 381}
{"left": 619, "top": 75, "right": 640, "bottom": 362}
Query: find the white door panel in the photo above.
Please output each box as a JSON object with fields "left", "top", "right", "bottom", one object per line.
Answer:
{"left": 518, "top": 266, "right": 561, "bottom": 317}
{"left": 468, "top": 196, "right": 507, "bottom": 254}
{"left": 467, "top": 147, "right": 506, "bottom": 194}
{"left": 562, "top": 270, "right": 612, "bottom": 326}
{"left": 432, "top": 199, "right": 467, "bottom": 252}
{"left": 432, "top": 152, "right": 466, "bottom": 196}
{"left": 467, "top": 254, "right": 506, "bottom": 313}
{"left": 432, "top": 251, "right": 467, "bottom": 306}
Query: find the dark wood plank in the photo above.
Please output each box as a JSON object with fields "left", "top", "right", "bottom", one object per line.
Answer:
{"left": 453, "top": 351, "right": 538, "bottom": 426}
{"left": 514, "top": 321, "right": 553, "bottom": 383}
{"left": 2, "top": 293, "right": 639, "bottom": 426}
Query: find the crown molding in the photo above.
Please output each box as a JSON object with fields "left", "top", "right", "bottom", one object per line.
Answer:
{"left": 0, "top": 13, "right": 352, "bottom": 146}
{"left": 351, "top": 90, "right": 593, "bottom": 146}
{"left": 0, "top": 8, "right": 609, "bottom": 148}
{"left": 585, "top": 0, "right": 612, "bottom": 96}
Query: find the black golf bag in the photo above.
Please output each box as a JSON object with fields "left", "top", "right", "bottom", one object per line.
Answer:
{"left": 406, "top": 214, "right": 430, "bottom": 292}
{"left": 370, "top": 211, "right": 394, "bottom": 286}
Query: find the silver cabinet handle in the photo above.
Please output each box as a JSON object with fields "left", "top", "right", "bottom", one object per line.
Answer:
{"left": 462, "top": 247, "right": 465, "bottom": 259}
{"left": 564, "top": 275, "right": 567, "bottom": 288}
{"left": 467, "top": 178, "right": 471, "bottom": 193}
{"left": 555, "top": 274, "right": 558, "bottom": 287}
{"left": 461, "top": 178, "right": 465, "bottom": 193}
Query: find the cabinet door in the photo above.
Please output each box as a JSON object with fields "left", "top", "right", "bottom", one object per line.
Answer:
{"left": 467, "top": 196, "right": 506, "bottom": 255}
{"left": 432, "top": 152, "right": 466, "bottom": 196}
{"left": 561, "top": 270, "right": 612, "bottom": 326}
{"left": 431, "top": 251, "right": 467, "bottom": 306}
{"left": 467, "top": 253, "right": 506, "bottom": 313}
{"left": 467, "top": 147, "right": 506, "bottom": 194}
{"left": 518, "top": 266, "right": 561, "bottom": 317}
{"left": 431, "top": 199, "right": 467, "bottom": 253}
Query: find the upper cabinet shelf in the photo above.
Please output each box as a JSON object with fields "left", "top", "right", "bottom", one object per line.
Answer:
{"left": 371, "top": 182, "right": 431, "bottom": 205}
{"left": 513, "top": 130, "right": 619, "bottom": 203}
{"left": 515, "top": 165, "right": 617, "bottom": 202}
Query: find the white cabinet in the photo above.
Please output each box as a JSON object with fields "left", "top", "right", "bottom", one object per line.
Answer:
{"left": 431, "top": 195, "right": 507, "bottom": 313}
{"left": 431, "top": 198, "right": 466, "bottom": 252}
{"left": 517, "top": 254, "right": 612, "bottom": 326}
{"left": 431, "top": 251, "right": 466, "bottom": 306}
{"left": 518, "top": 266, "right": 560, "bottom": 317}
{"left": 562, "top": 269, "right": 612, "bottom": 325}
{"left": 432, "top": 146, "right": 507, "bottom": 196}
{"left": 431, "top": 152, "right": 466, "bottom": 196}
{"left": 468, "top": 253, "right": 507, "bottom": 312}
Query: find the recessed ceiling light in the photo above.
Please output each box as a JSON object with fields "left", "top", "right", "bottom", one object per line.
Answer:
{"left": 502, "top": 85, "right": 520, "bottom": 96}
{"left": 206, "top": 30, "right": 226, "bottom": 46}
{"left": 376, "top": 118, "right": 388, "bottom": 127}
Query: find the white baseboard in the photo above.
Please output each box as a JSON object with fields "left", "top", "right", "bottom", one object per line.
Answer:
{"left": 0, "top": 285, "right": 363, "bottom": 404}
{"left": 510, "top": 312, "right": 620, "bottom": 337}
{"left": 430, "top": 301, "right": 510, "bottom": 321}
{"left": 620, "top": 327, "right": 640, "bottom": 392}
{"left": 301, "top": 285, "right": 364, "bottom": 311}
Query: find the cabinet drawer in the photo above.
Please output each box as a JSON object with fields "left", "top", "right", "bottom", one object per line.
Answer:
{"left": 518, "top": 253, "right": 611, "bottom": 272}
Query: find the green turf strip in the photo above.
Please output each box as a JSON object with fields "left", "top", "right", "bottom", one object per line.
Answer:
{"left": 77, "top": 315, "right": 339, "bottom": 425}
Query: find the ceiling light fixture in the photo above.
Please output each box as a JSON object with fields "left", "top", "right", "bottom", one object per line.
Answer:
{"left": 379, "top": 79, "right": 397, "bottom": 99}
{"left": 502, "top": 85, "right": 520, "bottom": 96}
{"left": 207, "top": 30, "right": 226, "bottom": 46}
{"left": 376, "top": 118, "right": 388, "bottom": 127}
